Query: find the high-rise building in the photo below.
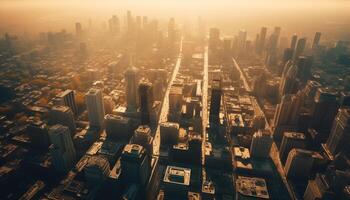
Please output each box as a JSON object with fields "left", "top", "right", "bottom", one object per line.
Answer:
{"left": 209, "top": 28, "right": 220, "bottom": 51}
{"left": 48, "top": 105, "right": 76, "bottom": 136}
{"left": 84, "top": 155, "right": 110, "bottom": 186}
{"left": 303, "top": 173, "right": 335, "bottom": 200}
{"left": 127, "top": 10, "right": 134, "bottom": 34}
{"left": 188, "top": 131, "right": 202, "bottom": 165}
{"left": 296, "top": 56, "right": 313, "bottom": 83}
{"left": 268, "top": 27, "right": 281, "bottom": 52}
{"left": 279, "top": 48, "right": 294, "bottom": 74}
{"left": 56, "top": 89, "right": 78, "bottom": 116}
{"left": 250, "top": 129, "right": 273, "bottom": 158}
{"left": 108, "top": 15, "right": 120, "bottom": 35}
{"left": 340, "top": 91, "right": 350, "bottom": 107}
{"left": 257, "top": 27, "right": 267, "bottom": 54}
{"left": 105, "top": 114, "right": 132, "bottom": 142}
{"left": 279, "top": 132, "right": 306, "bottom": 164}
{"left": 279, "top": 61, "right": 299, "bottom": 97}
{"left": 160, "top": 122, "right": 180, "bottom": 146}
{"left": 303, "top": 80, "right": 322, "bottom": 107}
{"left": 324, "top": 108, "right": 350, "bottom": 158}
{"left": 312, "top": 32, "right": 321, "bottom": 50}
{"left": 209, "top": 79, "right": 221, "bottom": 123}
{"left": 237, "top": 29, "right": 247, "bottom": 55}
{"left": 293, "top": 37, "right": 307, "bottom": 61}
{"left": 290, "top": 34, "right": 298, "bottom": 50}
{"left": 85, "top": 88, "right": 105, "bottom": 128}
{"left": 163, "top": 166, "right": 191, "bottom": 197}
{"left": 125, "top": 57, "right": 138, "bottom": 112}
{"left": 48, "top": 124, "right": 76, "bottom": 173}
{"left": 282, "top": 48, "right": 294, "bottom": 63}
{"left": 27, "top": 119, "right": 50, "bottom": 149}
{"left": 131, "top": 125, "right": 153, "bottom": 156}
{"left": 265, "top": 50, "right": 278, "bottom": 70}
{"left": 103, "top": 95, "right": 115, "bottom": 114}
{"left": 169, "top": 86, "right": 183, "bottom": 114}
{"left": 284, "top": 148, "right": 320, "bottom": 180}
{"left": 120, "top": 144, "right": 151, "bottom": 187}
{"left": 168, "top": 17, "right": 176, "bottom": 45}
{"left": 75, "top": 22, "right": 82, "bottom": 37}
{"left": 273, "top": 92, "right": 304, "bottom": 140}
{"left": 310, "top": 88, "right": 339, "bottom": 139}
{"left": 139, "top": 81, "right": 153, "bottom": 125}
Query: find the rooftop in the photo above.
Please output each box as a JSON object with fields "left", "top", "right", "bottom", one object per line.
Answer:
{"left": 56, "top": 89, "right": 73, "bottom": 98}
{"left": 163, "top": 166, "right": 191, "bottom": 186}
{"left": 122, "top": 144, "right": 145, "bottom": 158}
{"left": 236, "top": 176, "right": 269, "bottom": 199}
{"left": 51, "top": 105, "right": 71, "bottom": 113}
{"left": 283, "top": 132, "right": 306, "bottom": 140}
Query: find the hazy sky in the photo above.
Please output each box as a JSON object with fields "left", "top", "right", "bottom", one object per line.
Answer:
{"left": 1, "top": 0, "right": 350, "bottom": 40}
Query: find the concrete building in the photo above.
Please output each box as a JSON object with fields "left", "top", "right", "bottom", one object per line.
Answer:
{"left": 48, "top": 124, "right": 76, "bottom": 173}
{"left": 86, "top": 88, "right": 105, "bottom": 128}
{"left": 279, "top": 132, "right": 306, "bottom": 164}
{"left": 48, "top": 105, "right": 76, "bottom": 135}
{"left": 250, "top": 129, "right": 273, "bottom": 158}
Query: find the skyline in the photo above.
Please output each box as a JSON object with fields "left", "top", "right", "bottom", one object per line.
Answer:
{"left": 0, "top": 2, "right": 350, "bottom": 200}
{"left": 1, "top": 0, "right": 350, "bottom": 40}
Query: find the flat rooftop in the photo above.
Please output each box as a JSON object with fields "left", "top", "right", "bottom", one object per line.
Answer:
{"left": 163, "top": 166, "right": 191, "bottom": 186}
{"left": 236, "top": 176, "right": 269, "bottom": 199}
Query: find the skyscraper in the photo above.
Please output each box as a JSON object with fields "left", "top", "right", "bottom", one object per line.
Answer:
{"left": 105, "top": 114, "right": 132, "bottom": 142}
{"left": 84, "top": 155, "right": 110, "bottom": 186}
{"left": 279, "top": 62, "right": 299, "bottom": 98}
{"left": 126, "top": 10, "right": 134, "bottom": 34}
{"left": 296, "top": 56, "right": 313, "bottom": 83}
{"left": 279, "top": 132, "right": 306, "bottom": 164}
{"left": 284, "top": 148, "right": 319, "bottom": 180}
{"left": 340, "top": 91, "right": 350, "bottom": 107}
{"left": 108, "top": 15, "right": 120, "bottom": 35}
{"left": 75, "top": 22, "right": 82, "bottom": 37}
{"left": 257, "top": 27, "right": 267, "bottom": 54}
{"left": 48, "top": 124, "right": 76, "bottom": 173}
{"left": 325, "top": 108, "right": 350, "bottom": 157}
{"left": 277, "top": 48, "right": 294, "bottom": 75}
{"left": 27, "top": 119, "right": 50, "bottom": 149}
{"left": 139, "top": 81, "right": 153, "bottom": 125}
{"left": 312, "top": 32, "right": 321, "bottom": 50}
{"left": 209, "top": 28, "right": 220, "bottom": 51}
{"left": 290, "top": 34, "right": 298, "bottom": 50}
{"left": 168, "top": 17, "right": 176, "bottom": 45}
{"left": 250, "top": 129, "right": 273, "bottom": 158}
{"left": 56, "top": 89, "right": 78, "bottom": 116}
{"left": 125, "top": 57, "right": 138, "bottom": 112}
{"left": 131, "top": 125, "right": 153, "bottom": 156}
{"left": 160, "top": 122, "right": 180, "bottom": 146}
{"left": 237, "top": 29, "right": 247, "bottom": 56}
{"left": 85, "top": 88, "right": 105, "bottom": 128}
{"left": 310, "top": 88, "right": 339, "bottom": 137}
{"left": 120, "top": 144, "right": 151, "bottom": 187}
{"left": 48, "top": 105, "right": 76, "bottom": 136}
{"left": 209, "top": 79, "right": 222, "bottom": 123}
{"left": 273, "top": 92, "right": 304, "bottom": 141}
{"left": 293, "top": 37, "right": 307, "bottom": 61}
{"left": 267, "top": 27, "right": 281, "bottom": 53}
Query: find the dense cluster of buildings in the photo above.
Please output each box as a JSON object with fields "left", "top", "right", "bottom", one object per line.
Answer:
{"left": 208, "top": 25, "right": 350, "bottom": 199}
{"left": 0, "top": 8, "right": 350, "bottom": 200}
